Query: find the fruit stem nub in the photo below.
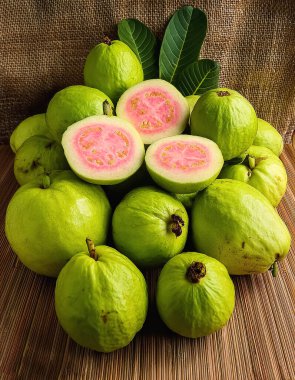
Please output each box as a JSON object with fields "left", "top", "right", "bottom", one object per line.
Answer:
{"left": 86, "top": 238, "right": 98, "bottom": 261}
{"left": 103, "top": 100, "right": 113, "bottom": 116}
{"left": 41, "top": 175, "right": 51, "bottom": 189}
{"left": 270, "top": 261, "right": 278, "bottom": 277}
{"left": 103, "top": 36, "right": 112, "bottom": 45}
{"left": 216, "top": 90, "right": 230, "bottom": 97}
{"left": 186, "top": 262, "right": 206, "bottom": 283}
{"left": 170, "top": 214, "right": 184, "bottom": 237}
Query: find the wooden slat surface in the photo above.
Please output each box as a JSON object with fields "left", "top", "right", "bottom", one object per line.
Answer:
{"left": 0, "top": 144, "right": 294, "bottom": 380}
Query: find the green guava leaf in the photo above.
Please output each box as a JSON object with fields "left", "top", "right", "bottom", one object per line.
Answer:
{"left": 159, "top": 6, "right": 207, "bottom": 84}
{"left": 118, "top": 18, "right": 158, "bottom": 79}
{"left": 177, "top": 59, "right": 220, "bottom": 96}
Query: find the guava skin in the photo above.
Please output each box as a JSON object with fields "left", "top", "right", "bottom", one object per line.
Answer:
{"left": 46, "top": 85, "right": 114, "bottom": 142}
{"left": 190, "top": 88, "right": 258, "bottom": 160}
{"left": 55, "top": 245, "right": 148, "bottom": 353}
{"left": 253, "top": 118, "right": 283, "bottom": 156}
{"left": 112, "top": 186, "right": 189, "bottom": 267}
{"left": 185, "top": 95, "right": 201, "bottom": 114}
{"left": 5, "top": 171, "right": 111, "bottom": 277}
{"left": 14, "top": 135, "right": 69, "bottom": 185}
{"left": 84, "top": 40, "right": 144, "bottom": 102}
{"left": 191, "top": 179, "right": 291, "bottom": 275}
{"left": 173, "top": 192, "right": 197, "bottom": 210}
{"left": 219, "top": 145, "right": 287, "bottom": 207}
{"left": 156, "top": 252, "right": 235, "bottom": 338}
{"left": 10, "top": 113, "right": 51, "bottom": 153}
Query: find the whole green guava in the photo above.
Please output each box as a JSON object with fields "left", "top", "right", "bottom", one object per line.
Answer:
{"left": 219, "top": 145, "right": 287, "bottom": 207}
{"left": 5, "top": 171, "right": 111, "bottom": 277}
{"left": 84, "top": 38, "right": 144, "bottom": 102}
{"left": 112, "top": 186, "right": 189, "bottom": 267}
{"left": 190, "top": 88, "right": 258, "bottom": 160}
{"left": 14, "top": 135, "right": 69, "bottom": 185}
{"left": 55, "top": 241, "right": 148, "bottom": 352}
{"left": 191, "top": 179, "right": 291, "bottom": 275}
{"left": 253, "top": 118, "right": 283, "bottom": 156}
{"left": 156, "top": 252, "right": 235, "bottom": 338}
{"left": 10, "top": 113, "right": 51, "bottom": 153}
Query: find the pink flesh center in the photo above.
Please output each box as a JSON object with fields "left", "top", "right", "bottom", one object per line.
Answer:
{"left": 74, "top": 124, "right": 133, "bottom": 170}
{"left": 125, "top": 88, "right": 181, "bottom": 135}
{"left": 155, "top": 141, "right": 210, "bottom": 172}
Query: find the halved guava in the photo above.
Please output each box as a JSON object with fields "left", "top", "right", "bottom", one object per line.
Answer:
{"left": 46, "top": 85, "right": 114, "bottom": 142}
{"left": 14, "top": 135, "right": 69, "bottom": 185}
{"left": 62, "top": 115, "right": 145, "bottom": 185}
{"left": 145, "top": 135, "right": 224, "bottom": 193}
{"left": 116, "top": 79, "right": 189, "bottom": 144}
{"left": 10, "top": 113, "right": 52, "bottom": 153}
{"left": 190, "top": 88, "right": 258, "bottom": 160}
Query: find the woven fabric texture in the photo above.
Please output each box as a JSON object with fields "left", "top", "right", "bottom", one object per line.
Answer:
{"left": 0, "top": 0, "right": 295, "bottom": 143}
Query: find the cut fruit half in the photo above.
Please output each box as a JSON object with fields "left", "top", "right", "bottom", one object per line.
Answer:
{"left": 145, "top": 135, "right": 224, "bottom": 193}
{"left": 116, "top": 79, "right": 189, "bottom": 144}
{"left": 62, "top": 115, "right": 145, "bottom": 185}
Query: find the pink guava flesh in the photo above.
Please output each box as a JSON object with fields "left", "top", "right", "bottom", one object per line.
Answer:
{"left": 74, "top": 124, "right": 135, "bottom": 171}
{"left": 145, "top": 135, "right": 224, "bottom": 193}
{"left": 62, "top": 115, "right": 145, "bottom": 185}
{"left": 116, "top": 79, "right": 189, "bottom": 144}
{"left": 154, "top": 141, "right": 210, "bottom": 173}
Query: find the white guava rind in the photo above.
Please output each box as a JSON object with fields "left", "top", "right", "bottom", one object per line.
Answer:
{"left": 190, "top": 88, "right": 258, "bottom": 160}
{"left": 55, "top": 246, "right": 148, "bottom": 352}
{"left": 14, "top": 135, "right": 69, "bottom": 185}
{"left": 10, "top": 114, "right": 51, "bottom": 153}
{"left": 112, "top": 186, "right": 189, "bottom": 267}
{"left": 62, "top": 115, "right": 145, "bottom": 185}
{"left": 145, "top": 135, "right": 224, "bottom": 194}
{"left": 5, "top": 171, "right": 111, "bottom": 277}
{"left": 253, "top": 118, "right": 283, "bottom": 156}
{"left": 191, "top": 179, "right": 291, "bottom": 274}
{"left": 156, "top": 252, "right": 235, "bottom": 338}
{"left": 116, "top": 79, "right": 190, "bottom": 144}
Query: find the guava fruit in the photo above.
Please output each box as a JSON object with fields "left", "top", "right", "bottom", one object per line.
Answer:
{"left": 116, "top": 79, "right": 190, "bottom": 144}
{"left": 14, "top": 136, "right": 69, "bottom": 185}
{"left": 185, "top": 95, "right": 201, "bottom": 114}
{"left": 84, "top": 38, "right": 144, "bottom": 103}
{"left": 253, "top": 118, "right": 284, "bottom": 156}
{"left": 191, "top": 179, "right": 291, "bottom": 275}
{"left": 190, "top": 88, "right": 258, "bottom": 160}
{"left": 173, "top": 192, "right": 197, "bottom": 210}
{"left": 46, "top": 85, "right": 114, "bottom": 142}
{"left": 62, "top": 115, "right": 145, "bottom": 185}
{"left": 219, "top": 145, "right": 287, "bottom": 207}
{"left": 10, "top": 114, "right": 51, "bottom": 153}
{"left": 5, "top": 171, "right": 111, "bottom": 277}
{"left": 145, "top": 135, "right": 224, "bottom": 193}
{"left": 55, "top": 241, "right": 148, "bottom": 352}
{"left": 156, "top": 252, "right": 235, "bottom": 338}
{"left": 112, "top": 186, "right": 188, "bottom": 267}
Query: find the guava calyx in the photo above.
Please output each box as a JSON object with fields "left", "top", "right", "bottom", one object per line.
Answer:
{"left": 186, "top": 261, "right": 206, "bottom": 283}
{"left": 216, "top": 90, "right": 230, "bottom": 97}
{"left": 103, "top": 36, "right": 112, "bottom": 46}
{"left": 86, "top": 238, "right": 98, "bottom": 261}
{"left": 41, "top": 175, "right": 51, "bottom": 189}
{"left": 170, "top": 214, "right": 185, "bottom": 237}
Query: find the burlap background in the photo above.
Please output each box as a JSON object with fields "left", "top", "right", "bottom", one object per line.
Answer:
{"left": 1, "top": 0, "right": 294, "bottom": 144}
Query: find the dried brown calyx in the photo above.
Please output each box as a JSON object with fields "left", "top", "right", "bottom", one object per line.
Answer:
{"left": 186, "top": 261, "right": 206, "bottom": 283}
{"left": 170, "top": 214, "right": 185, "bottom": 237}
{"left": 216, "top": 90, "right": 230, "bottom": 97}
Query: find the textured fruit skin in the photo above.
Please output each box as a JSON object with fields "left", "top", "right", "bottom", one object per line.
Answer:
{"left": 185, "top": 95, "right": 201, "bottom": 114}
{"left": 55, "top": 246, "right": 148, "bottom": 353}
{"left": 190, "top": 88, "right": 258, "bottom": 160}
{"left": 156, "top": 252, "right": 235, "bottom": 338}
{"left": 14, "top": 136, "right": 69, "bottom": 185}
{"left": 145, "top": 135, "right": 224, "bottom": 194}
{"left": 112, "top": 187, "right": 188, "bottom": 267}
{"left": 191, "top": 179, "right": 291, "bottom": 275}
{"left": 84, "top": 40, "right": 143, "bottom": 102}
{"left": 46, "top": 85, "right": 114, "bottom": 142}
{"left": 219, "top": 145, "right": 287, "bottom": 207}
{"left": 5, "top": 171, "right": 111, "bottom": 277}
{"left": 253, "top": 118, "right": 283, "bottom": 156}
{"left": 10, "top": 114, "right": 51, "bottom": 153}
{"left": 173, "top": 192, "right": 197, "bottom": 210}
{"left": 61, "top": 115, "right": 145, "bottom": 186}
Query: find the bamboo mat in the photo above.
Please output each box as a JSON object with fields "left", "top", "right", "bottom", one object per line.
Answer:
{"left": 0, "top": 144, "right": 294, "bottom": 380}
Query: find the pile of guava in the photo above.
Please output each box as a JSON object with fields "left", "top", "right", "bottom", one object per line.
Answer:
{"left": 5, "top": 6, "right": 291, "bottom": 352}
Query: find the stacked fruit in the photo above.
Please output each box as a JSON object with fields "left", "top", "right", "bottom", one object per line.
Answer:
{"left": 5, "top": 6, "right": 291, "bottom": 352}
